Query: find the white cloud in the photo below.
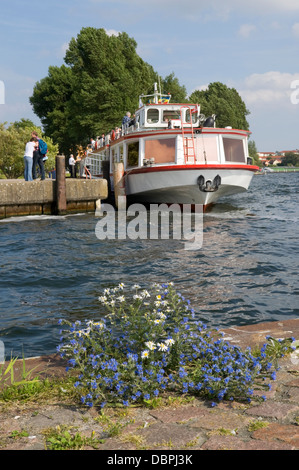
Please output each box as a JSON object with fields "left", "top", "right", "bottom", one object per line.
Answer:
{"left": 238, "top": 24, "right": 256, "bottom": 38}
{"left": 239, "top": 71, "right": 299, "bottom": 108}
{"left": 105, "top": 29, "right": 120, "bottom": 37}
{"left": 189, "top": 84, "right": 209, "bottom": 96}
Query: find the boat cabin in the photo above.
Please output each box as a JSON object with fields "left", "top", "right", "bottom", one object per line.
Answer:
{"left": 129, "top": 103, "right": 200, "bottom": 132}
{"left": 82, "top": 84, "right": 250, "bottom": 178}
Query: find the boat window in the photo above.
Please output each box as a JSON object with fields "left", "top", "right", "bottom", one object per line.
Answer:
{"left": 162, "top": 110, "right": 181, "bottom": 122}
{"left": 147, "top": 108, "right": 159, "bottom": 123}
{"left": 195, "top": 136, "right": 219, "bottom": 163}
{"left": 185, "top": 109, "right": 198, "bottom": 124}
{"left": 144, "top": 138, "right": 175, "bottom": 163}
{"left": 127, "top": 141, "right": 139, "bottom": 167}
{"left": 223, "top": 138, "right": 245, "bottom": 163}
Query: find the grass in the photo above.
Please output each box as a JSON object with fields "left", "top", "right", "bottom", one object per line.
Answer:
{"left": 43, "top": 425, "right": 105, "bottom": 450}
{"left": 247, "top": 419, "right": 269, "bottom": 432}
{"left": 0, "top": 375, "right": 78, "bottom": 408}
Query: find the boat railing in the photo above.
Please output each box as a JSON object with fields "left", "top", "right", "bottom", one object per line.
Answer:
{"left": 81, "top": 152, "right": 109, "bottom": 177}
{"left": 122, "top": 122, "right": 140, "bottom": 135}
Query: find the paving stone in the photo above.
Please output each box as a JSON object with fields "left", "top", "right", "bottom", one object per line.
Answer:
{"left": 201, "top": 435, "right": 295, "bottom": 450}
{"left": 288, "top": 377, "right": 299, "bottom": 387}
{"left": 287, "top": 387, "right": 299, "bottom": 402}
{"left": 149, "top": 406, "right": 207, "bottom": 424}
{"left": 252, "top": 423, "right": 299, "bottom": 447}
{"left": 188, "top": 409, "right": 251, "bottom": 432}
{"left": 136, "top": 422, "right": 204, "bottom": 448}
{"left": 99, "top": 438, "right": 137, "bottom": 450}
{"left": 245, "top": 401, "right": 299, "bottom": 420}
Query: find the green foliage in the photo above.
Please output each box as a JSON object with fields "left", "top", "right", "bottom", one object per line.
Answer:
{"left": 44, "top": 425, "right": 103, "bottom": 450}
{"left": 0, "top": 123, "right": 27, "bottom": 178}
{"left": 0, "top": 355, "right": 45, "bottom": 404}
{"left": 29, "top": 66, "right": 75, "bottom": 156}
{"left": 0, "top": 120, "right": 58, "bottom": 179}
{"left": 188, "top": 82, "right": 250, "bottom": 130}
{"left": 279, "top": 152, "right": 299, "bottom": 167}
{"left": 30, "top": 28, "right": 160, "bottom": 154}
{"left": 248, "top": 140, "right": 261, "bottom": 167}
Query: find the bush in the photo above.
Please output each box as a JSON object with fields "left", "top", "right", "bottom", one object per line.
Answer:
{"left": 57, "top": 283, "right": 295, "bottom": 408}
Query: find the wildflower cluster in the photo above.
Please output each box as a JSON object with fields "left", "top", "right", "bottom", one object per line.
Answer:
{"left": 57, "top": 283, "right": 295, "bottom": 408}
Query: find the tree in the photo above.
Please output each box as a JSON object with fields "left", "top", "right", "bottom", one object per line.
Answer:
{"left": 29, "top": 66, "right": 75, "bottom": 155}
{"left": 30, "top": 28, "right": 160, "bottom": 154}
{"left": 0, "top": 120, "right": 58, "bottom": 179}
{"left": 160, "top": 73, "right": 187, "bottom": 102}
{"left": 280, "top": 152, "right": 299, "bottom": 167}
{"left": 188, "top": 82, "right": 250, "bottom": 130}
{"left": 248, "top": 140, "right": 261, "bottom": 167}
{"left": 0, "top": 123, "right": 25, "bottom": 178}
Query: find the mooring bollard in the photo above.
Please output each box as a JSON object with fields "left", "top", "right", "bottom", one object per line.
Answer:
{"left": 102, "top": 160, "right": 112, "bottom": 202}
{"left": 113, "top": 162, "right": 126, "bottom": 211}
{"left": 56, "top": 154, "right": 67, "bottom": 215}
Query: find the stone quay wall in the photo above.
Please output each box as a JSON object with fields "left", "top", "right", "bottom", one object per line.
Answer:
{"left": 0, "top": 178, "right": 108, "bottom": 219}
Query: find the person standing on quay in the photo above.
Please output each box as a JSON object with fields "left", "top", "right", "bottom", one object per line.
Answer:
{"left": 24, "top": 137, "right": 37, "bottom": 181}
{"left": 69, "top": 154, "right": 76, "bottom": 178}
{"left": 31, "top": 131, "right": 46, "bottom": 180}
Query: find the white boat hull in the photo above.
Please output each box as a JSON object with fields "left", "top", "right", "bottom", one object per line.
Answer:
{"left": 125, "top": 165, "right": 255, "bottom": 207}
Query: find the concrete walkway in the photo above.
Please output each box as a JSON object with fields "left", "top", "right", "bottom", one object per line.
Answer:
{"left": 1, "top": 319, "right": 299, "bottom": 451}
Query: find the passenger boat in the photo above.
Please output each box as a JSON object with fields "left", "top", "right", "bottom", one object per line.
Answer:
{"left": 80, "top": 84, "right": 259, "bottom": 209}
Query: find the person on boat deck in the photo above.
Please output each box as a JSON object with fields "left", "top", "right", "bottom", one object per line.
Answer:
{"left": 99, "top": 133, "right": 105, "bottom": 147}
{"left": 122, "top": 112, "right": 131, "bottom": 127}
{"left": 129, "top": 114, "right": 136, "bottom": 126}
{"left": 115, "top": 127, "right": 121, "bottom": 138}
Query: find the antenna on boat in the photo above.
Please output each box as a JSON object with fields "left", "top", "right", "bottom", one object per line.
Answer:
{"left": 154, "top": 82, "right": 159, "bottom": 103}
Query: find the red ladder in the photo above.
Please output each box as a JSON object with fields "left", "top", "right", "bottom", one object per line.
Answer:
{"left": 180, "top": 106, "right": 196, "bottom": 164}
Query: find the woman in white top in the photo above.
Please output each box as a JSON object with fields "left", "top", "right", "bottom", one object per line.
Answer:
{"left": 24, "top": 137, "right": 37, "bottom": 181}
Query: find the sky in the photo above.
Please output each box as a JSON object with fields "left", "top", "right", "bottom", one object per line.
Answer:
{"left": 0, "top": 0, "right": 299, "bottom": 152}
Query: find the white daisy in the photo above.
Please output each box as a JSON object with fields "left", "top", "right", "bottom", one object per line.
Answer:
{"left": 145, "top": 341, "right": 156, "bottom": 350}
{"left": 141, "top": 350, "right": 150, "bottom": 359}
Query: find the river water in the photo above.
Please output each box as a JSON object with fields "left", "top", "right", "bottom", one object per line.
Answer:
{"left": 0, "top": 172, "right": 298, "bottom": 358}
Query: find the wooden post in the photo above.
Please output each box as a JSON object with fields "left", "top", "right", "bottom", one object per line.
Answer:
{"left": 102, "top": 160, "right": 112, "bottom": 202}
{"left": 113, "top": 162, "right": 126, "bottom": 211}
{"left": 56, "top": 154, "right": 67, "bottom": 215}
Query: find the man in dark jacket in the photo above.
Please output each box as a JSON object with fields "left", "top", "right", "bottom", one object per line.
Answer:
{"left": 31, "top": 131, "right": 46, "bottom": 180}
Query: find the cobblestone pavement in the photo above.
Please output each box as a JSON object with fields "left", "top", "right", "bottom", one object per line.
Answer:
{"left": 1, "top": 319, "right": 299, "bottom": 452}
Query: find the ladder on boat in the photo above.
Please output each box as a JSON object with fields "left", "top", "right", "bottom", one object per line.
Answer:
{"left": 180, "top": 106, "right": 196, "bottom": 164}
